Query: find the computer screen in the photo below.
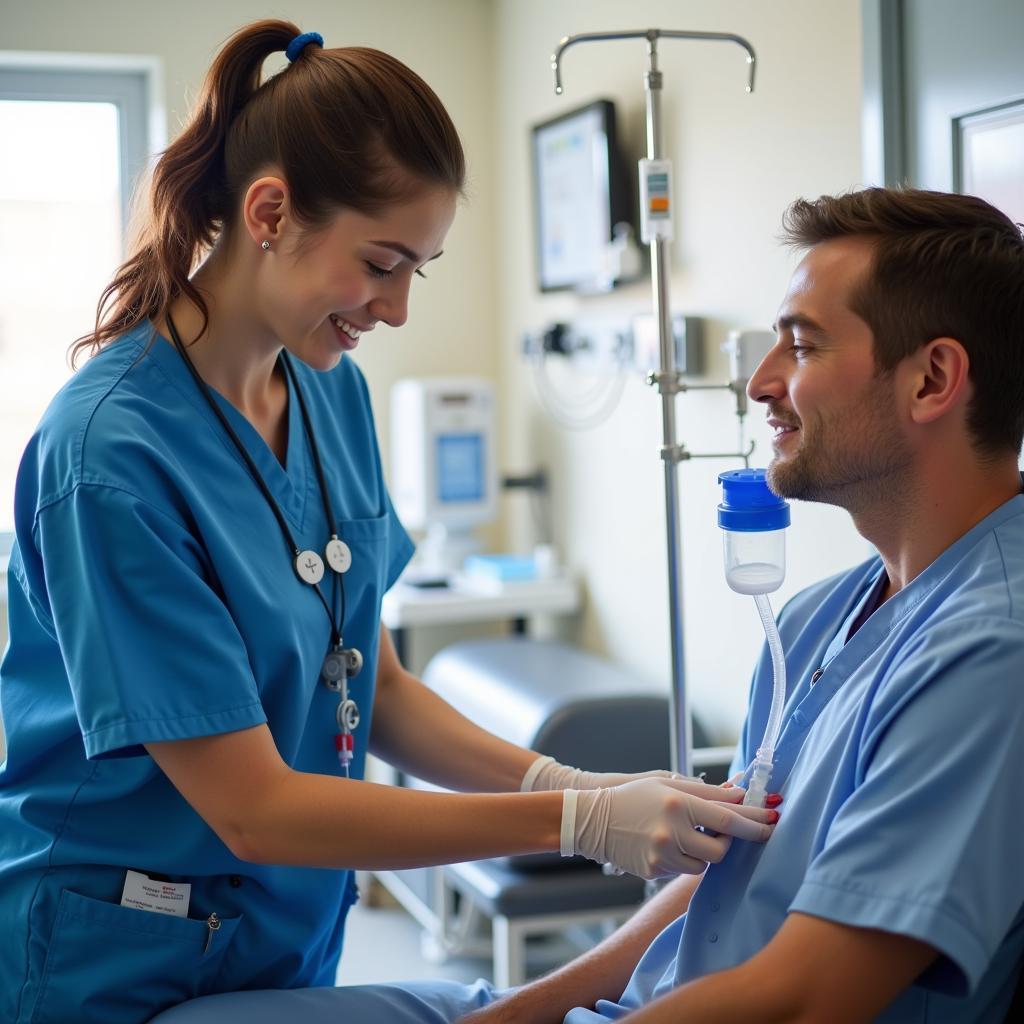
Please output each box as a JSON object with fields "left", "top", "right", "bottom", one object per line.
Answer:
{"left": 436, "top": 433, "right": 485, "bottom": 504}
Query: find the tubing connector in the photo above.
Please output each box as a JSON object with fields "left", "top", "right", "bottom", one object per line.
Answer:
{"left": 743, "top": 754, "right": 772, "bottom": 808}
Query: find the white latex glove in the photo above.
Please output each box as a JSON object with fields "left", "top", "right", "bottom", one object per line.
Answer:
{"left": 521, "top": 754, "right": 683, "bottom": 792}
{"left": 561, "top": 777, "right": 777, "bottom": 880}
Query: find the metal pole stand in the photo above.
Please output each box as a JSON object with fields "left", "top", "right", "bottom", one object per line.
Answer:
{"left": 551, "top": 28, "right": 756, "bottom": 775}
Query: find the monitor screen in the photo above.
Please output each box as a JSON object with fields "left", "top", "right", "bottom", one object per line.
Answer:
{"left": 436, "top": 433, "right": 485, "bottom": 504}
{"left": 531, "top": 99, "right": 630, "bottom": 292}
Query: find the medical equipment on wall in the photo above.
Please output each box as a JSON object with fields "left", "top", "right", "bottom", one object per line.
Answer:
{"left": 551, "top": 29, "right": 757, "bottom": 774}
{"left": 717, "top": 469, "right": 790, "bottom": 808}
{"left": 523, "top": 320, "right": 772, "bottom": 451}
{"left": 390, "top": 378, "right": 498, "bottom": 575}
{"left": 523, "top": 322, "right": 632, "bottom": 431}
{"left": 722, "top": 328, "right": 775, "bottom": 452}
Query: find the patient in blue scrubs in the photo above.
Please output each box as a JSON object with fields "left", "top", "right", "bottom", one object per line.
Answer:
{"left": 180, "top": 188, "right": 1022, "bottom": 1023}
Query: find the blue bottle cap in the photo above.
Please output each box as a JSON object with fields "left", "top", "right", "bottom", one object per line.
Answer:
{"left": 717, "top": 468, "right": 790, "bottom": 532}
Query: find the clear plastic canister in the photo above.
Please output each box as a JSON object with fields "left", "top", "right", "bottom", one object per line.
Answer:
{"left": 717, "top": 469, "right": 790, "bottom": 595}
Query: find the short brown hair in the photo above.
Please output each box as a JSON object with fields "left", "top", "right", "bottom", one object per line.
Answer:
{"left": 782, "top": 187, "right": 1024, "bottom": 457}
{"left": 75, "top": 19, "right": 465, "bottom": 362}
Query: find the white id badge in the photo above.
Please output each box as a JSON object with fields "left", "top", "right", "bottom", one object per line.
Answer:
{"left": 120, "top": 869, "right": 191, "bottom": 918}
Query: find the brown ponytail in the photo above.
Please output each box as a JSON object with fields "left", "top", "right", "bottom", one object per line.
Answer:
{"left": 73, "top": 19, "right": 465, "bottom": 364}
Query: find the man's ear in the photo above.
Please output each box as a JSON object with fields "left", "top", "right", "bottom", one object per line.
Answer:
{"left": 905, "top": 337, "right": 971, "bottom": 427}
{"left": 242, "top": 176, "right": 290, "bottom": 247}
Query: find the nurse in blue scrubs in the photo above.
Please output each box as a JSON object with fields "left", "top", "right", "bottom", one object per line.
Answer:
{"left": 0, "top": 19, "right": 778, "bottom": 1024}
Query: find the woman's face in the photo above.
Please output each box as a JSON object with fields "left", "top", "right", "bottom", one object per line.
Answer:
{"left": 264, "top": 186, "right": 457, "bottom": 370}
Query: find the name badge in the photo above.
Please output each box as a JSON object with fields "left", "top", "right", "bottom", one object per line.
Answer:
{"left": 120, "top": 869, "right": 191, "bottom": 918}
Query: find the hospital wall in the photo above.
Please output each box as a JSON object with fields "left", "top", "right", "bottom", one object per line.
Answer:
{"left": 493, "top": 0, "right": 873, "bottom": 743}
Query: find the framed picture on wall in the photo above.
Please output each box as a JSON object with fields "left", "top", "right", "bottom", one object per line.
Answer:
{"left": 954, "top": 98, "right": 1024, "bottom": 224}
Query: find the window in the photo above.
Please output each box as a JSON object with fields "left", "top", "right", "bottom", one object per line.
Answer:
{"left": 0, "top": 61, "right": 155, "bottom": 540}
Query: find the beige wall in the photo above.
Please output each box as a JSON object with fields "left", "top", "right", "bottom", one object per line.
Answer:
{"left": 494, "top": 0, "right": 871, "bottom": 742}
{"left": 2, "top": 0, "right": 875, "bottom": 747}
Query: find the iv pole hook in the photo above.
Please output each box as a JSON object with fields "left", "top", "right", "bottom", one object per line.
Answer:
{"left": 547, "top": 27, "right": 755, "bottom": 778}
{"left": 552, "top": 29, "right": 756, "bottom": 96}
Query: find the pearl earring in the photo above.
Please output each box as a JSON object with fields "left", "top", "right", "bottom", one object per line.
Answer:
{"left": 261, "top": 240, "right": 271, "bottom": 251}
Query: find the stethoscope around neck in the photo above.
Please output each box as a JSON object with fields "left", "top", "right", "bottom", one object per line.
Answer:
{"left": 165, "top": 312, "right": 364, "bottom": 771}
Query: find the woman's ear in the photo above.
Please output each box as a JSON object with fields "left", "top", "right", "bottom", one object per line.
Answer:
{"left": 906, "top": 337, "right": 971, "bottom": 427}
{"left": 242, "top": 176, "right": 290, "bottom": 248}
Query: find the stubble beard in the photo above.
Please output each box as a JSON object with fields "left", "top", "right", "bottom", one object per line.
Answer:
{"left": 766, "top": 395, "right": 913, "bottom": 515}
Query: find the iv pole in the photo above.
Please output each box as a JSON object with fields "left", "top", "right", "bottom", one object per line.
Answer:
{"left": 551, "top": 29, "right": 757, "bottom": 776}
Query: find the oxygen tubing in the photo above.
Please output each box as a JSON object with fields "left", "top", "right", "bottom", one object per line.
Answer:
{"left": 742, "top": 593, "right": 786, "bottom": 807}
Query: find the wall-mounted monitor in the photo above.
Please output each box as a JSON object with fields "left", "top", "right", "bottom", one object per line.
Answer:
{"left": 531, "top": 99, "right": 632, "bottom": 293}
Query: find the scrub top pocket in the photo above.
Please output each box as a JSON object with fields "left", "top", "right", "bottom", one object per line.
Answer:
{"left": 29, "top": 888, "right": 242, "bottom": 1024}
{"left": 337, "top": 512, "right": 391, "bottom": 577}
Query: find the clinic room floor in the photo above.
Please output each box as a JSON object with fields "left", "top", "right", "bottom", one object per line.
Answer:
{"left": 338, "top": 875, "right": 579, "bottom": 988}
{"left": 338, "top": 881, "right": 483, "bottom": 987}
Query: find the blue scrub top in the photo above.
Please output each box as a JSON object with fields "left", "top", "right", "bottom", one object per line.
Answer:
{"left": 568, "top": 492, "right": 1024, "bottom": 1024}
{"left": 0, "top": 323, "right": 414, "bottom": 1024}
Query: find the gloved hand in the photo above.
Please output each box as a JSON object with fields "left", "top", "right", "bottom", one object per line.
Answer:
{"left": 561, "top": 777, "right": 778, "bottom": 880}
{"left": 521, "top": 754, "right": 682, "bottom": 792}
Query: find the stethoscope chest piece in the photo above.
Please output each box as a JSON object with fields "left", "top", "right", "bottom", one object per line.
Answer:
{"left": 325, "top": 538, "right": 352, "bottom": 574}
{"left": 294, "top": 549, "right": 326, "bottom": 585}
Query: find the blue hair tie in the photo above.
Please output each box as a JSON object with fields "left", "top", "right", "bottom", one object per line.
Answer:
{"left": 286, "top": 31, "right": 323, "bottom": 63}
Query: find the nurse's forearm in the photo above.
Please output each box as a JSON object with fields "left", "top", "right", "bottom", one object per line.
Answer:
{"left": 236, "top": 774, "right": 563, "bottom": 869}
{"left": 148, "top": 726, "right": 561, "bottom": 870}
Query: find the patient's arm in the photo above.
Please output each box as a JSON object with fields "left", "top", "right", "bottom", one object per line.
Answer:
{"left": 458, "top": 873, "right": 702, "bottom": 1024}
{"left": 620, "top": 911, "right": 938, "bottom": 1023}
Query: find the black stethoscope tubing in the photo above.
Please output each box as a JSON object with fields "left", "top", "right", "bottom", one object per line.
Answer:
{"left": 164, "top": 313, "right": 346, "bottom": 647}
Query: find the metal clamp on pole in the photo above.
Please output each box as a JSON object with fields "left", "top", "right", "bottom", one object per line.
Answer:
{"left": 551, "top": 27, "right": 756, "bottom": 777}
{"left": 644, "top": 369, "right": 684, "bottom": 394}
{"left": 660, "top": 444, "right": 691, "bottom": 464}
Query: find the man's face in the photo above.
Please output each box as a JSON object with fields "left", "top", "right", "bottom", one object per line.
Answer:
{"left": 747, "top": 237, "right": 913, "bottom": 511}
